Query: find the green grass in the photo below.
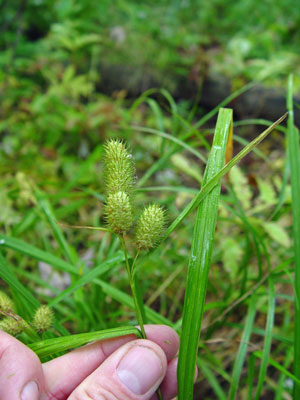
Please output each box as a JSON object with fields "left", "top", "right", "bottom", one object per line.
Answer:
{"left": 0, "top": 79, "right": 296, "bottom": 399}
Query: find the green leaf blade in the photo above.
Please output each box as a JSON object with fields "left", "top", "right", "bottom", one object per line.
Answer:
{"left": 177, "top": 108, "right": 233, "bottom": 400}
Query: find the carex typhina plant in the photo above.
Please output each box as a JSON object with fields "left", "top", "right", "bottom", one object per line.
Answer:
{"left": 103, "top": 139, "right": 166, "bottom": 338}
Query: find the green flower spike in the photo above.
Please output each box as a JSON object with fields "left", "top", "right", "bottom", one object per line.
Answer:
{"left": 135, "top": 204, "right": 166, "bottom": 251}
{"left": 105, "top": 191, "right": 133, "bottom": 234}
{"left": 104, "top": 139, "right": 135, "bottom": 196}
{"left": 0, "top": 291, "right": 15, "bottom": 313}
{"left": 33, "top": 305, "right": 53, "bottom": 332}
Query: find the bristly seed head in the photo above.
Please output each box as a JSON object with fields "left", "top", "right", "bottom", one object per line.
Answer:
{"left": 135, "top": 204, "right": 166, "bottom": 251}
{"left": 0, "top": 291, "right": 15, "bottom": 313}
{"left": 104, "top": 139, "right": 135, "bottom": 196}
{"left": 105, "top": 191, "right": 133, "bottom": 234}
{"left": 33, "top": 305, "right": 53, "bottom": 332}
{"left": 0, "top": 318, "right": 27, "bottom": 336}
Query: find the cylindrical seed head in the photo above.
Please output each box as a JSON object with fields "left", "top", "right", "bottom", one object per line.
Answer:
{"left": 105, "top": 191, "right": 133, "bottom": 234}
{"left": 135, "top": 204, "right": 165, "bottom": 251}
{"left": 0, "top": 291, "right": 15, "bottom": 313}
{"left": 0, "top": 318, "right": 26, "bottom": 336}
{"left": 33, "top": 305, "right": 53, "bottom": 332}
{"left": 104, "top": 139, "right": 135, "bottom": 196}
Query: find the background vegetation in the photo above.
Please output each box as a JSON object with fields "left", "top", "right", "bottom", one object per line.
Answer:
{"left": 0, "top": 1, "right": 300, "bottom": 398}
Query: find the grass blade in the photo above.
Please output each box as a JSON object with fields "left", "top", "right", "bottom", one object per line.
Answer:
{"left": 229, "top": 294, "right": 257, "bottom": 400}
{"left": 29, "top": 326, "right": 142, "bottom": 358}
{"left": 286, "top": 74, "right": 300, "bottom": 398}
{"left": 163, "top": 112, "right": 288, "bottom": 241}
{"left": 197, "top": 358, "right": 227, "bottom": 400}
{"left": 48, "top": 253, "right": 124, "bottom": 307}
{"left": 0, "top": 253, "right": 40, "bottom": 314}
{"left": 0, "top": 234, "right": 77, "bottom": 274}
{"left": 94, "top": 279, "right": 172, "bottom": 326}
{"left": 35, "top": 189, "right": 78, "bottom": 265}
{"left": 177, "top": 108, "right": 232, "bottom": 400}
{"left": 254, "top": 350, "right": 300, "bottom": 386}
{"left": 131, "top": 125, "right": 206, "bottom": 162}
{"left": 0, "top": 253, "right": 69, "bottom": 335}
{"left": 254, "top": 278, "right": 275, "bottom": 399}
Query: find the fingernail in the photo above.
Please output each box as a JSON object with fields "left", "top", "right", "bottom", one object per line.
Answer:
{"left": 117, "top": 345, "right": 163, "bottom": 395}
{"left": 21, "top": 381, "right": 39, "bottom": 400}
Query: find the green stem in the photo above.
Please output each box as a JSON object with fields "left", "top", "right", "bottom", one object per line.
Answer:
{"left": 119, "top": 236, "right": 146, "bottom": 339}
{"left": 119, "top": 237, "right": 162, "bottom": 400}
{"left": 131, "top": 249, "right": 140, "bottom": 275}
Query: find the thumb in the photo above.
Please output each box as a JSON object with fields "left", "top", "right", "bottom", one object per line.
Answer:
{"left": 68, "top": 339, "right": 167, "bottom": 400}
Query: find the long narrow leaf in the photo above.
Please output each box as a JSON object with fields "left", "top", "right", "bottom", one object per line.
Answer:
{"left": 287, "top": 74, "right": 300, "bottom": 399}
{"left": 178, "top": 108, "right": 232, "bottom": 400}
{"left": 131, "top": 125, "right": 206, "bottom": 162}
{"left": 0, "top": 253, "right": 40, "bottom": 313}
{"left": 35, "top": 189, "right": 77, "bottom": 265}
{"left": 0, "top": 253, "right": 69, "bottom": 335}
{"left": 48, "top": 253, "right": 124, "bottom": 306}
{"left": 254, "top": 349, "right": 300, "bottom": 386}
{"left": 229, "top": 295, "right": 257, "bottom": 400}
{"left": 94, "top": 279, "right": 172, "bottom": 326}
{"left": 0, "top": 235, "right": 77, "bottom": 274}
{"left": 29, "top": 326, "right": 142, "bottom": 358}
{"left": 254, "top": 278, "right": 275, "bottom": 399}
{"left": 163, "top": 112, "right": 288, "bottom": 241}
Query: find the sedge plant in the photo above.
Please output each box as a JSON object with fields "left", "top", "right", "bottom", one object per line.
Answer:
{"left": 103, "top": 139, "right": 166, "bottom": 339}
{"left": 0, "top": 104, "right": 290, "bottom": 399}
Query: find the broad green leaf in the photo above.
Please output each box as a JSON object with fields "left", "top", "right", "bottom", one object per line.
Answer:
{"left": 287, "top": 75, "right": 300, "bottom": 398}
{"left": 178, "top": 108, "right": 232, "bottom": 400}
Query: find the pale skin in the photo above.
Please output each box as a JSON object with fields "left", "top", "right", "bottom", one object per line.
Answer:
{"left": 0, "top": 325, "right": 182, "bottom": 400}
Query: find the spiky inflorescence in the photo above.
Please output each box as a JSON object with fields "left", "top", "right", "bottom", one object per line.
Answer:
{"left": 33, "top": 305, "right": 53, "bottom": 332}
{"left": 104, "top": 139, "right": 135, "bottom": 196}
{"left": 105, "top": 191, "right": 133, "bottom": 234}
{"left": 0, "top": 291, "right": 15, "bottom": 313}
{"left": 135, "top": 204, "right": 166, "bottom": 251}
{"left": 0, "top": 318, "right": 26, "bottom": 336}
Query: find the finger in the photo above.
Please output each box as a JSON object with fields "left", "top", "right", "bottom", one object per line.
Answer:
{"left": 43, "top": 324, "right": 178, "bottom": 400}
{"left": 151, "top": 359, "right": 198, "bottom": 400}
{"left": 160, "top": 358, "right": 178, "bottom": 400}
{"left": 0, "top": 331, "right": 45, "bottom": 400}
{"left": 68, "top": 339, "right": 167, "bottom": 400}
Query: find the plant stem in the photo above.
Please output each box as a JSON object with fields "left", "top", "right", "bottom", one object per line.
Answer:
{"left": 119, "top": 236, "right": 146, "bottom": 338}
{"left": 131, "top": 249, "right": 140, "bottom": 275}
{"left": 119, "top": 237, "right": 162, "bottom": 400}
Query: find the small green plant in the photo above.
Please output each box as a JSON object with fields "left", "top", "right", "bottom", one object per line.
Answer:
{"left": 103, "top": 139, "right": 166, "bottom": 338}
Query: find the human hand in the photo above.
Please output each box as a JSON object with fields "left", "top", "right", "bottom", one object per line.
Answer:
{"left": 0, "top": 324, "right": 180, "bottom": 400}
